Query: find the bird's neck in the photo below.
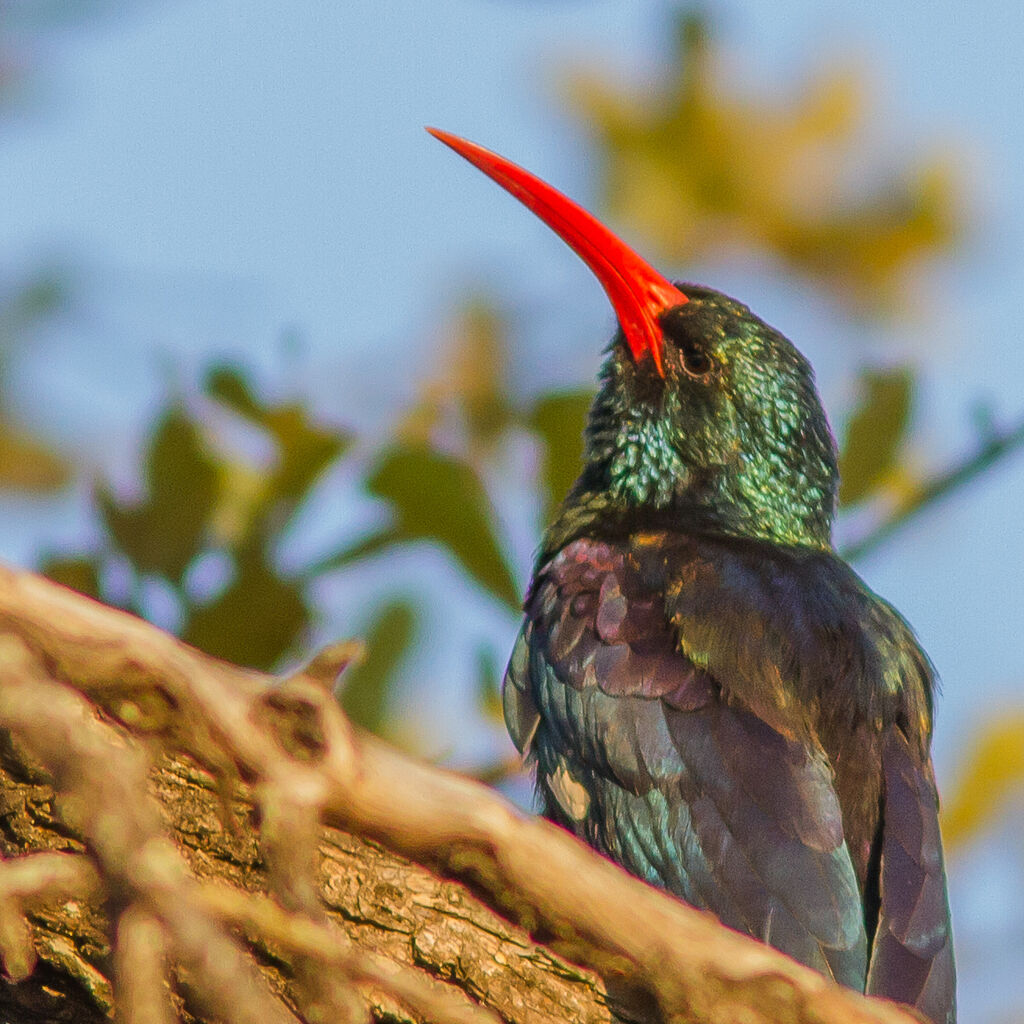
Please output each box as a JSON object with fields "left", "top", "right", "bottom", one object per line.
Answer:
{"left": 603, "top": 415, "right": 693, "bottom": 508}
{"left": 564, "top": 413, "right": 834, "bottom": 553}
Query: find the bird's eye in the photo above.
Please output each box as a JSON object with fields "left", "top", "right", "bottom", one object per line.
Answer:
{"left": 679, "top": 340, "right": 714, "bottom": 378}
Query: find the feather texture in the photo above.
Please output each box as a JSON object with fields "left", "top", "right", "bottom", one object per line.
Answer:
{"left": 504, "top": 530, "right": 955, "bottom": 1022}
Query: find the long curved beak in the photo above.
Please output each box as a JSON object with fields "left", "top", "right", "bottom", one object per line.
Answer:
{"left": 427, "top": 128, "right": 687, "bottom": 376}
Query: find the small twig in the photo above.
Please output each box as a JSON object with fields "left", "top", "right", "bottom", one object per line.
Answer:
{"left": 843, "top": 412, "right": 1024, "bottom": 561}
{"left": 0, "top": 853, "right": 100, "bottom": 982}
{"left": 464, "top": 754, "right": 527, "bottom": 787}
{"left": 0, "top": 853, "right": 99, "bottom": 904}
{"left": 0, "top": 637, "right": 299, "bottom": 1024}
{"left": 114, "top": 906, "right": 176, "bottom": 1024}
{"left": 289, "top": 640, "right": 365, "bottom": 691}
{"left": 0, "top": 893, "right": 35, "bottom": 983}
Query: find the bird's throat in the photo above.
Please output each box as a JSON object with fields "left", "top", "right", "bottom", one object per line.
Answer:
{"left": 595, "top": 415, "right": 833, "bottom": 551}
{"left": 607, "top": 417, "right": 692, "bottom": 508}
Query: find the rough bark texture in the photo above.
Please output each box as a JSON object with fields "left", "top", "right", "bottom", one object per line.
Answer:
{"left": 0, "top": 564, "right": 925, "bottom": 1024}
{"left": 0, "top": 746, "right": 609, "bottom": 1024}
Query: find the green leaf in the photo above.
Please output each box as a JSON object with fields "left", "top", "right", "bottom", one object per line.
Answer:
{"left": 9, "top": 274, "right": 66, "bottom": 324}
{"left": 205, "top": 364, "right": 266, "bottom": 421}
{"left": 338, "top": 600, "right": 417, "bottom": 735}
{"left": 303, "top": 527, "right": 401, "bottom": 578}
{"left": 40, "top": 555, "right": 103, "bottom": 600}
{"left": 475, "top": 645, "right": 504, "bottom": 724}
{"left": 266, "top": 404, "right": 348, "bottom": 506}
{"left": 98, "top": 405, "right": 219, "bottom": 582}
{"left": 526, "top": 390, "right": 592, "bottom": 520}
{"left": 443, "top": 299, "right": 515, "bottom": 449}
{"left": 366, "top": 443, "right": 520, "bottom": 611}
{"left": 0, "top": 271, "right": 67, "bottom": 347}
{"left": 181, "top": 546, "right": 309, "bottom": 670}
{"left": 206, "top": 363, "right": 351, "bottom": 529}
{"left": 838, "top": 368, "right": 914, "bottom": 506}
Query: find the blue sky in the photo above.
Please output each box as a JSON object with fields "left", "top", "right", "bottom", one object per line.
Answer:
{"left": 3, "top": 2, "right": 1024, "bottom": 1018}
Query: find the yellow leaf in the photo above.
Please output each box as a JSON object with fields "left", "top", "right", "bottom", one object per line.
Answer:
{"left": 0, "top": 419, "right": 69, "bottom": 492}
{"left": 562, "top": 10, "right": 963, "bottom": 312}
{"left": 398, "top": 298, "right": 513, "bottom": 458}
{"left": 942, "top": 714, "right": 1024, "bottom": 849}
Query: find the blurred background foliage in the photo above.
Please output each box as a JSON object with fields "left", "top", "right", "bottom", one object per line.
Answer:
{"left": 3, "top": 1, "right": 1023, "bottom": 944}
{"left": 566, "top": 14, "right": 960, "bottom": 313}
{"left": 0, "top": 270, "right": 71, "bottom": 492}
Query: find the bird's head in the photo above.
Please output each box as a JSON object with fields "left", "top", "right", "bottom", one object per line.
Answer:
{"left": 429, "top": 129, "right": 838, "bottom": 550}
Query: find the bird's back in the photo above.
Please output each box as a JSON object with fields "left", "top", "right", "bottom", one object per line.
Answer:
{"left": 504, "top": 527, "right": 955, "bottom": 1023}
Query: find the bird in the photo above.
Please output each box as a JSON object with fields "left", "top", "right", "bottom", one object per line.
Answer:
{"left": 429, "top": 127, "right": 956, "bottom": 1024}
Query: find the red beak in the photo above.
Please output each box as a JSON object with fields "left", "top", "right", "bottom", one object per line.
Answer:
{"left": 427, "top": 128, "right": 687, "bottom": 376}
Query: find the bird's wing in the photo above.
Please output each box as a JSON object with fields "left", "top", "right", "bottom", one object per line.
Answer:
{"left": 663, "top": 532, "right": 956, "bottom": 1024}
{"left": 867, "top": 726, "right": 956, "bottom": 1023}
{"left": 504, "top": 535, "right": 868, "bottom": 987}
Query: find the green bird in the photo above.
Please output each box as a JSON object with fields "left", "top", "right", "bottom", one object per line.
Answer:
{"left": 430, "top": 128, "right": 956, "bottom": 1024}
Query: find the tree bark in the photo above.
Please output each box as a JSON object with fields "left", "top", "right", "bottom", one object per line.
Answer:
{"left": 0, "top": 745, "right": 609, "bottom": 1024}
{"left": 0, "top": 564, "right": 922, "bottom": 1024}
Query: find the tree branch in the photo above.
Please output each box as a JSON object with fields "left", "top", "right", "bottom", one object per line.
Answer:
{"left": 843, "top": 412, "right": 1024, "bottom": 561}
{"left": 0, "top": 564, "right": 922, "bottom": 1024}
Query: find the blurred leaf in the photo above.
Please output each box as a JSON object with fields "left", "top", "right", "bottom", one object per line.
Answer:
{"left": 208, "top": 461, "right": 271, "bottom": 551}
{"left": 366, "top": 443, "right": 520, "bottom": 610}
{"left": 565, "top": 10, "right": 961, "bottom": 311}
{"left": 182, "top": 546, "right": 308, "bottom": 670}
{"left": 453, "top": 302, "right": 515, "bottom": 448}
{"left": 475, "top": 645, "right": 504, "bottom": 724}
{"left": 942, "top": 714, "right": 1024, "bottom": 848}
{"left": 838, "top": 367, "right": 914, "bottom": 506}
{"left": 7, "top": 274, "right": 65, "bottom": 325}
{"left": 40, "top": 555, "right": 103, "bottom": 600}
{"left": 98, "top": 405, "right": 219, "bottom": 583}
{"left": 0, "top": 270, "right": 71, "bottom": 494}
{"left": 0, "top": 271, "right": 67, "bottom": 351}
{"left": 0, "top": 418, "right": 69, "bottom": 492}
{"left": 205, "top": 364, "right": 267, "bottom": 420}
{"left": 338, "top": 600, "right": 417, "bottom": 735}
{"left": 206, "top": 364, "right": 351, "bottom": 531}
{"left": 400, "top": 299, "right": 514, "bottom": 456}
{"left": 526, "top": 389, "right": 592, "bottom": 520}
{"left": 269, "top": 404, "right": 348, "bottom": 506}
{"left": 305, "top": 527, "right": 401, "bottom": 578}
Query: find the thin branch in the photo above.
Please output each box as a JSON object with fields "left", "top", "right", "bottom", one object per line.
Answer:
{"left": 0, "top": 637, "right": 300, "bottom": 1024}
{"left": 0, "top": 854, "right": 98, "bottom": 904}
{"left": 0, "top": 853, "right": 99, "bottom": 982}
{"left": 114, "top": 906, "right": 176, "bottom": 1024}
{"left": 843, "top": 412, "right": 1024, "bottom": 561}
{"left": 463, "top": 753, "right": 526, "bottom": 786}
